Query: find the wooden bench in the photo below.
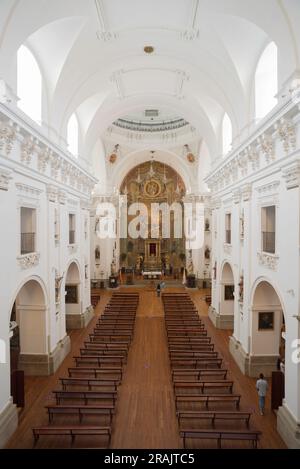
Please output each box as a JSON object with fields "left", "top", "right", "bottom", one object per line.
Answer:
{"left": 168, "top": 337, "right": 212, "bottom": 345}
{"left": 89, "top": 334, "right": 132, "bottom": 343}
{"left": 175, "top": 394, "right": 241, "bottom": 410}
{"left": 171, "top": 358, "right": 223, "bottom": 369}
{"left": 68, "top": 367, "right": 123, "bottom": 379}
{"left": 32, "top": 426, "right": 111, "bottom": 447}
{"left": 176, "top": 410, "right": 251, "bottom": 428}
{"left": 168, "top": 331, "right": 208, "bottom": 338}
{"left": 173, "top": 380, "right": 234, "bottom": 394}
{"left": 74, "top": 355, "right": 126, "bottom": 366}
{"left": 52, "top": 389, "right": 117, "bottom": 405}
{"left": 169, "top": 344, "right": 214, "bottom": 352}
{"left": 80, "top": 348, "right": 128, "bottom": 358}
{"left": 45, "top": 404, "right": 115, "bottom": 424}
{"left": 59, "top": 377, "right": 120, "bottom": 391}
{"left": 170, "top": 352, "right": 219, "bottom": 360}
{"left": 180, "top": 428, "right": 261, "bottom": 449}
{"left": 172, "top": 369, "right": 228, "bottom": 380}
{"left": 94, "top": 325, "right": 134, "bottom": 332}
{"left": 84, "top": 342, "right": 129, "bottom": 351}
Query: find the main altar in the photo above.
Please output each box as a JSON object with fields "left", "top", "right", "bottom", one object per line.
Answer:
{"left": 119, "top": 160, "right": 186, "bottom": 274}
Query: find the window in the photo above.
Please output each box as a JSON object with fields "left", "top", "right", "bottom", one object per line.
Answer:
{"left": 69, "top": 214, "right": 76, "bottom": 244}
{"left": 67, "top": 113, "right": 79, "bottom": 157}
{"left": 224, "top": 285, "right": 234, "bottom": 301}
{"left": 65, "top": 285, "right": 78, "bottom": 304}
{"left": 222, "top": 113, "right": 232, "bottom": 155}
{"left": 261, "top": 206, "right": 275, "bottom": 253}
{"left": 20, "top": 207, "right": 36, "bottom": 254}
{"left": 17, "top": 45, "right": 42, "bottom": 124}
{"left": 255, "top": 42, "right": 278, "bottom": 119}
{"left": 225, "top": 213, "right": 231, "bottom": 244}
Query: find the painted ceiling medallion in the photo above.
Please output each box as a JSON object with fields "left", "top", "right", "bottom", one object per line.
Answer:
{"left": 144, "top": 45, "right": 154, "bottom": 54}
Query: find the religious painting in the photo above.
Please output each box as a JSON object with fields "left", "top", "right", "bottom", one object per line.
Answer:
{"left": 224, "top": 284, "right": 234, "bottom": 300}
{"left": 65, "top": 285, "right": 78, "bottom": 304}
{"left": 258, "top": 311, "right": 274, "bottom": 330}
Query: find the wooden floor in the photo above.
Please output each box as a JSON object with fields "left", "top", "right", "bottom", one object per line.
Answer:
{"left": 6, "top": 287, "right": 286, "bottom": 449}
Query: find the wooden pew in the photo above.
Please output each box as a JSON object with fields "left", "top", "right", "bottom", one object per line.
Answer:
{"left": 173, "top": 380, "right": 234, "bottom": 394}
{"left": 169, "top": 344, "right": 214, "bottom": 352}
{"left": 175, "top": 394, "right": 241, "bottom": 410}
{"left": 84, "top": 342, "right": 129, "bottom": 351}
{"left": 45, "top": 404, "right": 114, "bottom": 424}
{"left": 170, "top": 358, "right": 223, "bottom": 369}
{"left": 74, "top": 355, "right": 126, "bottom": 367}
{"left": 89, "top": 334, "right": 131, "bottom": 343}
{"left": 172, "top": 369, "right": 228, "bottom": 380}
{"left": 170, "top": 352, "right": 219, "bottom": 360}
{"left": 168, "top": 337, "right": 211, "bottom": 345}
{"left": 68, "top": 367, "right": 123, "bottom": 380}
{"left": 180, "top": 428, "right": 261, "bottom": 449}
{"left": 32, "top": 426, "right": 111, "bottom": 447}
{"left": 52, "top": 389, "right": 117, "bottom": 405}
{"left": 59, "top": 377, "right": 120, "bottom": 391}
{"left": 167, "top": 331, "right": 208, "bottom": 338}
{"left": 80, "top": 348, "right": 127, "bottom": 358}
{"left": 176, "top": 410, "right": 251, "bottom": 428}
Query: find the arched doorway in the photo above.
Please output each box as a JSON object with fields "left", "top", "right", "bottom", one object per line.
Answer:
{"left": 65, "top": 261, "right": 81, "bottom": 329}
{"left": 9, "top": 279, "right": 47, "bottom": 405}
{"left": 218, "top": 262, "right": 235, "bottom": 329}
{"left": 249, "top": 280, "right": 285, "bottom": 377}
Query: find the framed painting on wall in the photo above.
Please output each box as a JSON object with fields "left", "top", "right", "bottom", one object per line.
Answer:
{"left": 258, "top": 311, "right": 274, "bottom": 330}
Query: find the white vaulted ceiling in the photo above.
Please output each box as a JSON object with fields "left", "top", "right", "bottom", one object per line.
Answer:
{"left": 0, "top": 0, "right": 299, "bottom": 176}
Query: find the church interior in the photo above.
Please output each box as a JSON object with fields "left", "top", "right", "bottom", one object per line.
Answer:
{"left": 0, "top": 0, "right": 300, "bottom": 451}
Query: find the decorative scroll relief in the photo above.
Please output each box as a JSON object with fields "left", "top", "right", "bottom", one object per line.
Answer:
{"left": 15, "top": 183, "right": 42, "bottom": 198}
{"left": 0, "top": 120, "right": 16, "bottom": 155}
{"left": 275, "top": 118, "right": 296, "bottom": 154}
{"left": 259, "top": 134, "right": 275, "bottom": 164}
{"left": 282, "top": 160, "right": 300, "bottom": 189}
{"left": 257, "top": 252, "right": 279, "bottom": 271}
{"left": 21, "top": 135, "right": 37, "bottom": 165}
{"left": 47, "top": 184, "right": 58, "bottom": 202}
{"left": 0, "top": 168, "right": 12, "bottom": 190}
{"left": 17, "top": 252, "right": 40, "bottom": 269}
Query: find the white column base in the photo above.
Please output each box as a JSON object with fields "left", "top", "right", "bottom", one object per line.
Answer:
{"left": 0, "top": 398, "right": 18, "bottom": 448}
{"left": 208, "top": 306, "right": 234, "bottom": 329}
{"left": 66, "top": 305, "right": 94, "bottom": 329}
{"left": 229, "top": 335, "right": 279, "bottom": 377}
{"left": 18, "top": 334, "right": 71, "bottom": 376}
{"left": 277, "top": 403, "right": 300, "bottom": 448}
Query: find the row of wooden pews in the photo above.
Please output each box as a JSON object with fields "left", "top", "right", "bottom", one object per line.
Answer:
{"left": 31, "top": 292, "right": 139, "bottom": 448}
{"left": 162, "top": 292, "right": 261, "bottom": 449}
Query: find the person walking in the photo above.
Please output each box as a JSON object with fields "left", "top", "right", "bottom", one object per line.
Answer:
{"left": 156, "top": 282, "right": 161, "bottom": 298}
{"left": 256, "top": 373, "right": 268, "bottom": 415}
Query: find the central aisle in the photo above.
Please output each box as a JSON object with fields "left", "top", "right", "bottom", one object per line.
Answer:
{"left": 111, "top": 289, "right": 180, "bottom": 448}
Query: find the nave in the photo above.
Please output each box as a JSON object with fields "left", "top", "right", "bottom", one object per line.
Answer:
{"left": 6, "top": 289, "right": 285, "bottom": 449}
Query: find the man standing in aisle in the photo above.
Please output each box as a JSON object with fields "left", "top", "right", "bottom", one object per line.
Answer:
{"left": 256, "top": 373, "right": 268, "bottom": 415}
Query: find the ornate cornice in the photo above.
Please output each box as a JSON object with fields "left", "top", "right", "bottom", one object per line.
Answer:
{"left": 205, "top": 98, "right": 299, "bottom": 195}
{"left": 256, "top": 181, "right": 280, "bottom": 197}
{"left": 0, "top": 105, "right": 97, "bottom": 196}
{"left": 15, "top": 183, "right": 42, "bottom": 197}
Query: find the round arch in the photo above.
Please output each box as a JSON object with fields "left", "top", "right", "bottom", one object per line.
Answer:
{"left": 249, "top": 277, "right": 286, "bottom": 375}
{"left": 110, "top": 148, "right": 193, "bottom": 194}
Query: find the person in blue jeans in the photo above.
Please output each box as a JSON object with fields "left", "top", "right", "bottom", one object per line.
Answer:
{"left": 256, "top": 373, "right": 268, "bottom": 415}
